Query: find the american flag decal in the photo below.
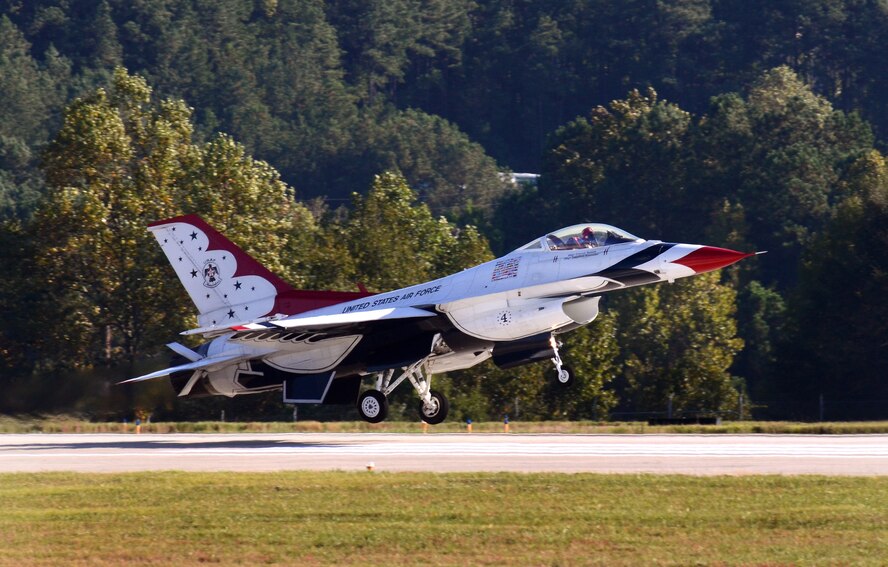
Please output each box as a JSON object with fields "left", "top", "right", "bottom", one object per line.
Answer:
{"left": 492, "top": 257, "right": 521, "bottom": 281}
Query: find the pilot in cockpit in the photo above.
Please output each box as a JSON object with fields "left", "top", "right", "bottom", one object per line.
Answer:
{"left": 581, "top": 227, "right": 600, "bottom": 247}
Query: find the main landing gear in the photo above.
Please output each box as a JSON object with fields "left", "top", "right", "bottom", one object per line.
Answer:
{"left": 550, "top": 335, "right": 574, "bottom": 388}
{"left": 357, "top": 359, "right": 449, "bottom": 424}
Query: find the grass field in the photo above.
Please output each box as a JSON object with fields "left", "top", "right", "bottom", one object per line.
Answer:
{"left": 4, "top": 416, "right": 888, "bottom": 435}
{"left": 0, "top": 472, "right": 886, "bottom": 566}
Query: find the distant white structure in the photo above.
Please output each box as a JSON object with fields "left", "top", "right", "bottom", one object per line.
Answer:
{"left": 511, "top": 173, "right": 540, "bottom": 185}
{"left": 500, "top": 172, "right": 540, "bottom": 187}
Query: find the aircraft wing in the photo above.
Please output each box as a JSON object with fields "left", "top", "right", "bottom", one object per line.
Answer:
{"left": 118, "top": 351, "right": 250, "bottom": 384}
{"left": 235, "top": 306, "right": 437, "bottom": 332}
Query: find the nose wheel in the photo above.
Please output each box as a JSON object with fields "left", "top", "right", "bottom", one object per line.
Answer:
{"left": 554, "top": 364, "right": 574, "bottom": 387}
{"left": 550, "top": 336, "right": 574, "bottom": 387}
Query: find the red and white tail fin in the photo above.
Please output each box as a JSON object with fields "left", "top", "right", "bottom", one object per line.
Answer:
{"left": 150, "top": 215, "right": 372, "bottom": 329}
{"left": 149, "top": 215, "right": 293, "bottom": 327}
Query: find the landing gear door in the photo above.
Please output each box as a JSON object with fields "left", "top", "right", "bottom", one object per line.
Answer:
{"left": 283, "top": 371, "right": 337, "bottom": 403}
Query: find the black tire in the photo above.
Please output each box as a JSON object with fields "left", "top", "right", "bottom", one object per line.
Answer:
{"left": 418, "top": 389, "right": 449, "bottom": 425}
{"left": 555, "top": 365, "right": 574, "bottom": 387}
{"left": 357, "top": 390, "right": 389, "bottom": 423}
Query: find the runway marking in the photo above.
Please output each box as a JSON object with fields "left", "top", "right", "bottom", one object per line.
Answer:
{"left": 4, "top": 435, "right": 887, "bottom": 474}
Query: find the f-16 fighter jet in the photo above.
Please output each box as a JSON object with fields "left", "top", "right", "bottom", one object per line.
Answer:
{"left": 121, "top": 215, "right": 754, "bottom": 423}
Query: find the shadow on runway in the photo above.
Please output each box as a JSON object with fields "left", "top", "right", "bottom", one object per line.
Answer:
{"left": 2, "top": 439, "right": 346, "bottom": 451}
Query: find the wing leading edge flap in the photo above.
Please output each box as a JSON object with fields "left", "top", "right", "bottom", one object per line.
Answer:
{"left": 118, "top": 351, "right": 249, "bottom": 384}
{"left": 267, "top": 306, "right": 436, "bottom": 330}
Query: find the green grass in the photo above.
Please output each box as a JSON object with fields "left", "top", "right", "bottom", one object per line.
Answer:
{"left": 3, "top": 415, "right": 888, "bottom": 434}
{"left": 0, "top": 472, "right": 886, "bottom": 566}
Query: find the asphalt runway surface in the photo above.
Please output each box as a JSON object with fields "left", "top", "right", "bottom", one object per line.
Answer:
{"left": 2, "top": 433, "right": 887, "bottom": 475}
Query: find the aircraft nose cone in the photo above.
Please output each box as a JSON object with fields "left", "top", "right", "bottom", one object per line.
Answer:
{"left": 672, "top": 246, "right": 754, "bottom": 273}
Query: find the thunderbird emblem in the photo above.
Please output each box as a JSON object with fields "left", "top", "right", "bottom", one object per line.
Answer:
{"left": 202, "top": 260, "right": 221, "bottom": 288}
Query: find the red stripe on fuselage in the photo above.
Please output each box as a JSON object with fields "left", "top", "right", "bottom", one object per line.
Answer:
{"left": 272, "top": 289, "right": 374, "bottom": 317}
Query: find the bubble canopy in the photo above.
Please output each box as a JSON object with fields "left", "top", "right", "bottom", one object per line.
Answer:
{"left": 516, "top": 223, "right": 643, "bottom": 252}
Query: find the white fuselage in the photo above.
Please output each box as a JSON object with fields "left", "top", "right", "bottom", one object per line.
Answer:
{"left": 283, "top": 239, "right": 699, "bottom": 342}
{"left": 199, "top": 237, "right": 707, "bottom": 391}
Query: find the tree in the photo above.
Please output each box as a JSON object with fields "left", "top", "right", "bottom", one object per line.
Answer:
{"left": 541, "top": 88, "right": 694, "bottom": 239}
{"left": 612, "top": 273, "right": 744, "bottom": 417}
{"left": 34, "top": 68, "right": 199, "bottom": 370}
{"left": 0, "top": 16, "right": 70, "bottom": 220}
{"left": 0, "top": 15, "right": 64, "bottom": 144}
{"left": 250, "top": 0, "right": 356, "bottom": 190}
{"left": 31, "top": 67, "right": 317, "bottom": 373}
{"left": 337, "top": 170, "right": 493, "bottom": 291}
{"left": 365, "top": 109, "right": 511, "bottom": 217}
{"left": 326, "top": 0, "right": 471, "bottom": 102}
{"left": 0, "top": 219, "right": 40, "bottom": 378}
{"left": 733, "top": 280, "right": 785, "bottom": 403}
{"left": 776, "top": 150, "right": 888, "bottom": 418}
{"left": 695, "top": 66, "right": 873, "bottom": 284}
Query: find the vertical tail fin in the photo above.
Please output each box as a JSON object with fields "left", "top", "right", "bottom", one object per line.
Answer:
{"left": 149, "top": 215, "right": 293, "bottom": 328}
{"left": 150, "top": 215, "right": 373, "bottom": 329}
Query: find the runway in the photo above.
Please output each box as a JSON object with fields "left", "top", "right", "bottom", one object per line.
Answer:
{"left": 2, "top": 433, "right": 887, "bottom": 475}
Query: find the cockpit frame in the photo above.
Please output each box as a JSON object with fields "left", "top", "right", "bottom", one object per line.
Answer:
{"left": 515, "top": 223, "right": 643, "bottom": 252}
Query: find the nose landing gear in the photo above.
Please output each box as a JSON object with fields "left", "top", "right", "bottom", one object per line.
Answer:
{"left": 550, "top": 336, "right": 574, "bottom": 388}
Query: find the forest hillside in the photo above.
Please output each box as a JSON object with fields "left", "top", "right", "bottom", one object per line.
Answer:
{"left": 1, "top": 0, "right": 886, "bottom": 421}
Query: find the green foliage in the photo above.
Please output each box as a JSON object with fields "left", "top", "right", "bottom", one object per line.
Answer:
{"left": 537, "top": 68, "right": 872, "bottom": 264}
{"left": 776, "top": 150, "right": 888, "bottom": 416}
{"left": 698, "top": 67, "right": 873, "bottom": 258}
{"left": 734, "top": 280, "right": 785, "bottom": 398}
{"left": 612, "top": 273, "right": 744, "bottom": 416}
{"left": 543, "top": 88, "right": 693, "bottom": 238}
{"left": 368, "top": 109, "right": 512, "bottom": 217}
{"left": 2, "top": 1, "right": 888, "bottom": 419}
{"left": 338, "top": 170, "right": 493, "bottom": 291}
{"left": 27, "top": 68, "right": 317, "bottom": 372}
{"left": 0, "top": 15, "right": 68, "bottom": 220}
{"left": 327, "top": 0, "right": 471, "bottom": 102}
{"left": 0, "top": 16, "right": 63, "bottom": 144}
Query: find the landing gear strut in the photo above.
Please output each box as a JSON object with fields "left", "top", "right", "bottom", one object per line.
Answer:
{"left": 550, "top": 336, "right": 574, "bottom": 388}
{"left": 356, "top": 357, "right": 450, "bottom": 424}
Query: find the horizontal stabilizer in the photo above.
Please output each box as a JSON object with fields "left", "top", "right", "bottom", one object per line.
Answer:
{"left": 166, "top": 342, "right": 203, "bottom": 362}
{"left": 118, "top": 352, "right": 248, "bottom": 384}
